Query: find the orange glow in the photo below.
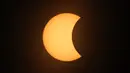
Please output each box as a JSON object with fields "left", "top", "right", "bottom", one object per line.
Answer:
{"left": 43, "top": 13, "right": 81, "bottom": 62}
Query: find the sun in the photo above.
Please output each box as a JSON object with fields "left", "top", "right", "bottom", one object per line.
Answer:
{"left": 43, "top": 13, "right": 81, "bottom": 62}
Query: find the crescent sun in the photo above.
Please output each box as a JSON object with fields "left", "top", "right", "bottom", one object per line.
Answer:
{"left": 43, "top": 13, "right": 81, "bottom": 62}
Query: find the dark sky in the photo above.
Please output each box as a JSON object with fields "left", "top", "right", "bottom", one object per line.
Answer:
{"left": 4, "top": 0, "right": 128, "bottom": 73}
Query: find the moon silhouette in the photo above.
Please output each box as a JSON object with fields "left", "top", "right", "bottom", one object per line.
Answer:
{"left": 43, "top": 13, "right": 81, "bottom": 62}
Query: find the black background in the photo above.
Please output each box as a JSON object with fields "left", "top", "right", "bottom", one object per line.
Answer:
{"left": 4, "top": 0, "right": 128, "bottom": 73}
